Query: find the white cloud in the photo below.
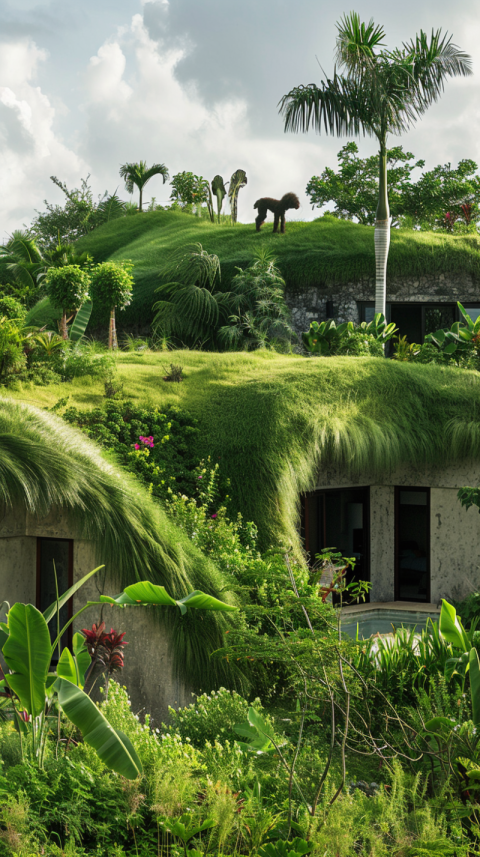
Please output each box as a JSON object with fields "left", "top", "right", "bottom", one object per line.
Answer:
{"left": 0, "top": 38, "right": 88, "bottom": 237}
{"left": 81, "top": 14, "right": 324, "bottom": 221}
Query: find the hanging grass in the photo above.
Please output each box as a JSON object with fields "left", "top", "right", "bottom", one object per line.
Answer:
{"left": 0, "top": 398, "right": 241, "bottom": 691}
{"left": 8, "top": 351, "right": 480, "bottom": 554}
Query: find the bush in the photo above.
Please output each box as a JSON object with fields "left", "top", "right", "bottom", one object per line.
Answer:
{"left": 0, "top": 296, "right": 26, "bottom": 322}
{"left": 165, "top": 687, "right": 264, "bottom": 748}
{"left": 63, "top": 399, "right": 201, "bottom": 500}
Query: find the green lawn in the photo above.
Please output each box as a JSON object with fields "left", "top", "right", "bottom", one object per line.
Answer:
{"left": 68, "top": 211, "right": 480, "bottom": 330}
{"left": 8, "top": 351, "right": 480, "bottom": 551}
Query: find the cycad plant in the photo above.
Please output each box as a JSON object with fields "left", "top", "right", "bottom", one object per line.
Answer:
{"left": 119, "top": 160, "right": 169, "bottom": 211}
{"left": 279, "top": 13, "right": 471, "bottom": 316}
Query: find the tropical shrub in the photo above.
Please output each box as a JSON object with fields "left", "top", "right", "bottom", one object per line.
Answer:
{"left": 218, "top": 248, "right": 294, "bottom": 351}
{"left": 0, "top": 296, "right": 26, "bottom": 322}
{"left": 165, "top": 688, "right": 265, "bottom": 748}
{"left": 302, "top": 313, "right": 396, "bottom": 356}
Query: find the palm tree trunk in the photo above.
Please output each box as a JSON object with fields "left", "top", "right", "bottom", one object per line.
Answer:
{"left": 139, "top": 185, "right": 143, "bottom": 212}
{"left": 374, "top": 144, "right": 390, "bottom": 318}
{"left": 109, "top": 307, "right": 118, "bottom": 350}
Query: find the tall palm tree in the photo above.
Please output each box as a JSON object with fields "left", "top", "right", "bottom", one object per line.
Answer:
{"left": 279, "top": 14, "right": 471, "bottom": 316}
{"left": 119, "top": 160, "right": 169, "bottom": 212}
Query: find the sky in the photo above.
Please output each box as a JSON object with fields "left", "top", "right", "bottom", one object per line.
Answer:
{"left": 0, "top": 0, "right": 479, "bottom": 238}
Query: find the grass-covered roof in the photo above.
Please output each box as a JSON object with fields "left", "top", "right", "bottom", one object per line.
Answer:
{"left": 9, "top": 352, "right": 480, "bottom": 552}
{"left": 0, "top": 397, "right": 240, "bottom": 690}
{"left": 68, "top": 212, "right": 480, "bottom": 330}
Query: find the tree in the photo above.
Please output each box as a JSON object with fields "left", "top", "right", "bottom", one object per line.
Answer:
{"left": 279, "top": 13, "right": 471, "bottom": 316}
{"left": 30, "top": 176, "right": 126, "bottom": 251}
{"left": 119, "top": 161, "right": 169, "bottom": 212}
{"left": 45, "top": 265, "right": 90, "bottom": 339}
{"left": 401, "top": 159, "right": 480, "bottom": 229}
{"left": 228, "top": 169, "right": 247, "bottom": 224}
{"left": 306, "top": 143, "right": 424, "bottom": 226}
{"left": 90, "top": 261, "right": 134, "bottom": 349}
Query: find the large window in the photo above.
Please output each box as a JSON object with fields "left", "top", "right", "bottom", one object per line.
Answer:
{"left": 395, "top": 488, "right": 430, "bottom": 602}
{"left": 36, "top": 538, "right": 73, "bottom": 651}
{"left": 302, "top": 487, "right": 370, "bottom": 598}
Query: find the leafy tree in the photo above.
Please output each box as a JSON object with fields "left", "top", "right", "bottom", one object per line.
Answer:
{"left": 90, "top": 261, "right": 134, "bottom": 349}
{"left": 30, "top": 176, "right": 126, "bottom": 251}
{"left": 169, "top": 171, "right": 214, "bottom": 220}
{"left": 119, "top": 160, "right": 169, "bottom": 212}
{"left": 401, "top": 159, "right": 480, "bottom": 229}
{"left": 153, "top": 243, "right": 227, "bottom": 346}
{"left": 306, "top": 142, "right": 424, "bottom": 226}
{"left": 279, "top": 13, "right": 471, "bottom": 316}
{"left": 219, "top": 248, "right": 294, "bottom": 351}
{"left": 45, "top": 265, "right": 91, "bottom": 340}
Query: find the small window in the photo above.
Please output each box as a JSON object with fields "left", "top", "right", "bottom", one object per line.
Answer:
{"left": 37, "top": 538, "right": 73, "bottom": 651}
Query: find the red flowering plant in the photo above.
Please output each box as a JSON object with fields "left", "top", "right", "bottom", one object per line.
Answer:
{"left": 81, "top": 621, "right": 128, "bottom": 698}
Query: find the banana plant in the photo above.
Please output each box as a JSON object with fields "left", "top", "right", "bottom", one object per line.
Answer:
{"left": 424, "top": 301, "right": 480, "bottom": 357}
{"left": 302, "top": 319, "right": 353, "bottom": 355}
{"left": 0, "top": 568, "right": 237, "bottom": 776}
{"left": 211, "top": 175, "right": 227, "bottom": 223}
{"left": 228, "top": 169, "right": 247, "bottom": 224}
{"left": 356, "top": 312, "right": 398, "bottom": 342}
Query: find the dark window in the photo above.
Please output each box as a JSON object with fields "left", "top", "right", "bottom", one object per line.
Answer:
{"left": 395, "top": 488, "right": 430, "bottom": 602}
{"left": 359, "top": 302, "right": 457, "bottom": 344}
{"left": 36, "top": 538, "right": 73, "bottom": 652}
{"left": 302, "top": 487, "right": 370, "bottom": 599}
{"left": 460, "top": 306, "right": 480, "bottom": 324}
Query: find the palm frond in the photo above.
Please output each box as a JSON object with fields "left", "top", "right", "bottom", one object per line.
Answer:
{"left": 403, "top": 29, "right": 473, "bottom": 105}
{"left": 335, "top": 12, "right": 386, "bottom": 72}
{"left": 96, "top": 193, "right": 126, "bottom": 224}
{"left": 279, "top": 74, "right": 375, "bottom": 138}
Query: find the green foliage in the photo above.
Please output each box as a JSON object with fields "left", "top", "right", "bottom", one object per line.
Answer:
{"left": 219, "top": 248, "right": 294, "bottom": 351}
{"left": 170, "top": 171, "right": 210, "bottom": 210}
{"left": 166, "top": 688, "right": 264, "bottom": 748}
{"left": 306, "top": 142, "right": 424, "bottom": 225}
{"left": 302, "top": 313, "right": 396, "bottom": 356}
{"left": 0, "top": 317, "right": 29, "bottom": 382}
{"left": 63, "top": 399, "right": 201, "bottom": 501}
{"left": 45, "top": 266, "right": 90, "bottom": 313}
{"left": 0, "top": 297, "right": 26, "bottom": 322}
{"left": 228, "top": 169, "right": 247, "bottom": 224}
{"left": 31, "top": 175, "right": 127, "bottom": 251}
{"left": 90, "top": 261, "right": 133, "bottom": 312}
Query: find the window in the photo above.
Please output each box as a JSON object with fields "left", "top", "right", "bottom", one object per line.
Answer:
{"left": 461, "top": 306, "right": 480, "bottom": 324}
{"left": 36, "top": 538, "right": 73, "bottom": 651}
{"left": 359, "top": 302, "right": 457, "bottom": 344}
{"left": 395, "top": 488, "right": 430, "bottom": 602}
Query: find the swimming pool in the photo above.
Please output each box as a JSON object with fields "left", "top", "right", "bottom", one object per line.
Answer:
{"left": 340, "top": 602, "right": 440, "bottom": 639}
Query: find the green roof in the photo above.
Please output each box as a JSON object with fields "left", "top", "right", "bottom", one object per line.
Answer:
{"left": 70, "top": 212, "right": 480, "bottom": 330}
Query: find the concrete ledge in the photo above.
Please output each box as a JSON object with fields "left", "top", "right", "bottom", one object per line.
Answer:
{"left": 339, "top": 601, "right": 440, "bottom": 639}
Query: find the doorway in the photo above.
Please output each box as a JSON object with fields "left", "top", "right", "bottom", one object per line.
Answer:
{"left": 302, "top": 487, "right": 370, "bottom": 596}
{"left": 395, "top": 488, "right": 430, "bottom": 602}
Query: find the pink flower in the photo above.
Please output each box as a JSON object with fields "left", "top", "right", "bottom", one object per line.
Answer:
{"left": 211, "top": 513, "right": 217, "bottom": 519}
{"left": 134, "top": 444, "right": 140, "bottom": 450}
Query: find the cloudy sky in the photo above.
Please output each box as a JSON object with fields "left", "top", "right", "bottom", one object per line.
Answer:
{"left": 0, "top": 0, "right": 479, "bottom": 237}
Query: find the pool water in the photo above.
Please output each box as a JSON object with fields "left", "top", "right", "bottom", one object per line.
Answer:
{"left": 340, "top": 607, "right": 440, "bottom": 639}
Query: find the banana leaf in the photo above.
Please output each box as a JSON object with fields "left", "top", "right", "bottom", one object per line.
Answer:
{"left": 70, "top": 300, "right": 93, "bottom": 342}
{"left": 55, "top": 677, "right": 142, "bottom": 779}
{"left": 439, "top": 600, "right": 470, "bottom": 651}
{"left": 43, "top": 565, "right": 103, "bottom": 625}
{"left": 99, "top": 581, "right": 237, "bottom": 615}
{"left": 2, "top": 604, "right": 51, "bottom": 717}
{"left": 470, "top": 648, "right": 480, "bottom": 727}
{"left": 57, "top": 634, "right": 91, "bottom": 689}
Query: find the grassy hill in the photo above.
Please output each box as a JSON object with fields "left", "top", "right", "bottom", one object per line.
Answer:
{"left": 71, "top": 211, "right": 480, "bottom": 331}
{"left": 8, "top": 351, "right": 480, "bottom": 552}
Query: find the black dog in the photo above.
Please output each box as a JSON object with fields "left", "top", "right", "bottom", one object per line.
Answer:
{"left": 253, "top": 192, "right": 300, "bottom": 233}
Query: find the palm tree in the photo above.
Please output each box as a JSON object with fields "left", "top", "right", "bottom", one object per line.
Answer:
{"left": 119, "top": 161, "right": 169, "bottom": 212}
{"left": 279, "top": 14, "right": 472, "bottom": 316}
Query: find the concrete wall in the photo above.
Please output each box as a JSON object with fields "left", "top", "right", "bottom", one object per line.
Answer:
{"left": 0, "top": 505, "right": 189, "bottom": 724}
{"left": 316, "top": 462, "right": 480, "bottom": 604}
{"left": 286, "top": 271, "right": 480, "bottom": 335}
